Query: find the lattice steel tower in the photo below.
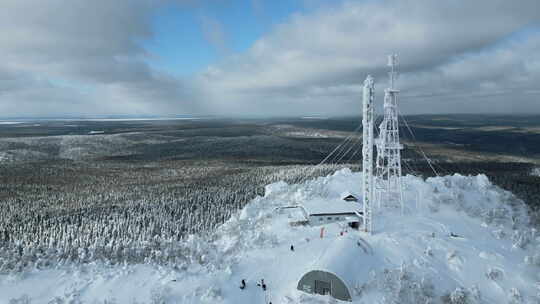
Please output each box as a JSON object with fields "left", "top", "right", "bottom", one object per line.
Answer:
{"left": 375, "top": 54, "right": 403, "bottom": 212}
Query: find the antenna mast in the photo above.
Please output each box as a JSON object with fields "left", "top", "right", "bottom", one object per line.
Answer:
{"left": 362, "top": 75, "right": 375, "bottom": 234}
{"left": 375, "top": 54, "right": 404, "bottom": 212}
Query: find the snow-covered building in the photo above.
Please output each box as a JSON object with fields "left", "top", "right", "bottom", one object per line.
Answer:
{"left": 278, "top": 197, "right": 363, "bottom": 228}
{"left": 303, "top": 198, "right": 363, "bottom": 227}
{"left": 297, "top": 270, "right": 351, "bottom": 301}
{"left": 296, "top": 236, "right": 376, "bottom": 302}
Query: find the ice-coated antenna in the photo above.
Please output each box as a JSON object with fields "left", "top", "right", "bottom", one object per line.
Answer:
{"left": 387, "top": 54, "right": 398, "bottom": 90}
{"left": 362, "top": 75, "right": 375, "bottom": 234}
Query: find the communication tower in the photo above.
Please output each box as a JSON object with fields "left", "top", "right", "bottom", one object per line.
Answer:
{"left": 362, "top": 75, "right": 375, "bottom": 233}
{"left": 375, "top": 54, "right": 404, "bottom": 212}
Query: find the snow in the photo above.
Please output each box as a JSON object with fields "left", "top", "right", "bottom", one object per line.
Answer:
{"left": 531, "top": 168, "right": 540, "bottom": 177}
{"left": 300, "top": 197, "right": 361, "bottom": 215}
{"left": 299, "top": 234, "right": 381, "bottom": 292}
{"left": 2, "top": 169, "right": 539, "bottom": 303}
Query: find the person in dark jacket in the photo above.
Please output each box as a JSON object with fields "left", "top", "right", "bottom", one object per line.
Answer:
{"left": 240, "top": 279, "right": 246, "bottom": 289}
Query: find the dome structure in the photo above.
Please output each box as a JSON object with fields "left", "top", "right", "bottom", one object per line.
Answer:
{"left": 296, "top": 235, "right": 378, "bottom": 302}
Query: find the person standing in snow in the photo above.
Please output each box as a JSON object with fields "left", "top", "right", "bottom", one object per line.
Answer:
{"left": 257, "top": 279, "right": 267, "bottom": 291}
{"left": 240, "top": 279, "right": 246, "bottom": 290}
{"left": 290, "top": 245, "right": 294, "bottom": 251}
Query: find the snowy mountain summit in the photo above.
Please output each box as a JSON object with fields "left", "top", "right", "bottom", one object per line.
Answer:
{"left": 2, "top": 169, "right": 540, "bottom": 303}
{"left": 216, "top": 169, "right": 540, "bottom": 304}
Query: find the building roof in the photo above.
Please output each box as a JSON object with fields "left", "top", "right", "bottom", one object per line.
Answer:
{"left": 343, "top": 194, "right": 359, "bottom": 202}
{"left": 301, "top": 197, "right": 362, "bottom": 216}
{"left": 340, "top": 191, "right": 360, "bottom": 199}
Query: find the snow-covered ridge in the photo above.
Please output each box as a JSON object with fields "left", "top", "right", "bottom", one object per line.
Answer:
{"left": 2, "top": 169, "right": 539, "bottom": 303}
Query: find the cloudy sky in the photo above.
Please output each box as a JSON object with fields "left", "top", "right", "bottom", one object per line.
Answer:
{"left": 1, "top": 0, "right": 539, "bottom": 117}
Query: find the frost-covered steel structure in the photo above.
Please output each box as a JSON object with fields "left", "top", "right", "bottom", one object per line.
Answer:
{"left": 375, "top": 54, "right": 403, "bottom": 212}
{"left": 362, "top": 75, "right": 375, "bottom": 233}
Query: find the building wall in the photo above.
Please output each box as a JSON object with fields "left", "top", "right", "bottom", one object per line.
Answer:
{"left": 309, "top": 215, "right": 346, "bottom": 226}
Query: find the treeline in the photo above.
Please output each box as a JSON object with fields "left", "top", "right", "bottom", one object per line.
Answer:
{"left": 0, "top": 160, "right": 353, "bottom": 273}
{"left": 1, "top": 157, "right": 538, "bottom": 274}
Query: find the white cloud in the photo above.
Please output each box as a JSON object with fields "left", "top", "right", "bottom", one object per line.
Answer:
{"left": 0, "top": 0, "right": 204, "bottom": 117}
{"left": 0, "top": 0, "right": 538, "bottom": 117}
{"left": 198, "top": 0, "right": 540, "bottom": 116}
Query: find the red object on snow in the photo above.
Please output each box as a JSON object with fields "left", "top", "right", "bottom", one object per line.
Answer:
{"left": 320, "top": 227, "right": 325, "bottom": 239}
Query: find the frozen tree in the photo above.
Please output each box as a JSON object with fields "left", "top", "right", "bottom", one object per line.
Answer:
{"left": 356, "top": 266, "right": 436, "bottom": 304}
{"left": 508, "top": 287, "right": 522, "bottom": 304}
{"left": 200, "top": 286, "right": 223, "bottom": 303}
{"left": 468, "top": 284, "right": 481, "bottom": 303}
{"left": 449, "top": 287, "right": 469, "bottom": 304}
{"left": 0, "top": 162, "right": 350, "bottom": 271}
{"left": 8, "top": 295, "right": 31, "bottom": 304}
{"left": 150, "top": 286, "right": 171, "bottom": 304}
{"left": 485, "top": 267, "right": 504, "bottom": 281}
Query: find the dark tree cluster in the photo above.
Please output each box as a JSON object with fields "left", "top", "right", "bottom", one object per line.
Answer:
{"left": 0, "top": 160, "right": 352, "bottom": 273}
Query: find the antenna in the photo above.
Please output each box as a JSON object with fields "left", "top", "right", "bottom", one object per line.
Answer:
{"left": 375, "top": 54, "right": 404, "bottom": 213}
{"left": 362, "top": 75, "right": 375, "bottom": 234}
{"left": 388, "top": 54, "right": 397, "bottom": 90}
